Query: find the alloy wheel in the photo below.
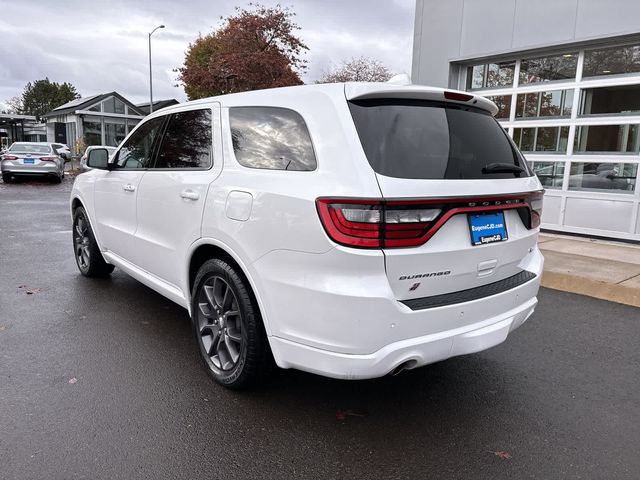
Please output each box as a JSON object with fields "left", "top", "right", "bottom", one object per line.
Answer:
{"left": 74, "top": 216, "right": 91, "bottom": 270}
{"left": 196, "top": 276, "right": 243, "bottom": 371}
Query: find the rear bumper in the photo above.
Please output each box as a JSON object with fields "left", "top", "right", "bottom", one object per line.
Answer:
{"left": 1, "top": 163, "right": 60, "bottom": 175}
{"left": 270, "top": 296, "right": 536, "bottom": 379}
{"left": 252, "top": 244, "right": 543, "bottom": 379}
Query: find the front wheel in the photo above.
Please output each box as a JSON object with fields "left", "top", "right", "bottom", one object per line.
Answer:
{"left": 72, "top": 207, "right": 114, "bottom": 277}
{"left": 191, "top": 259, "right": 273, "bottom": 389}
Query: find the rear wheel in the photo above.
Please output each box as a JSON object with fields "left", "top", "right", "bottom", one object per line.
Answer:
{"left": 2, "top": 173, "right": 11, "bottom": 183}
{"left": 191, "top": 258, "right": 272, "bottom": 389}
{"left": 73, "top": 207, "right": 114, "bottom": 277}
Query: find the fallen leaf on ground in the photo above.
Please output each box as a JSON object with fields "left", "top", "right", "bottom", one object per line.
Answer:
{"left": 336, "top": 409, "right": 367, "bottom": 421}
{"left": 18, "top": 285, "right": 41, "bottom": 295}
{"left": 0, "top": 326, "right": 5, "bottom": 331}
{"left": 68, "top": 377, "right": 78, "bottom": 384}
{"left": 494, "top": 451, "right": 511, "bottom": 460}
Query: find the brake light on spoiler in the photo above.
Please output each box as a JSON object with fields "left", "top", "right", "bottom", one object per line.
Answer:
{"left": 317, "top": 192, "right": 543, "bottom": 249}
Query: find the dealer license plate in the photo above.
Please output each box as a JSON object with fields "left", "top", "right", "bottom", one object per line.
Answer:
{"left": 468, "top": 212, "right": 508, "bottom": 246}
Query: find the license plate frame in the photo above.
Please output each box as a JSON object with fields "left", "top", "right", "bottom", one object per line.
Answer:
{"left": 468, "top": 211, "right": 508, "bottom": 246}
{"left": 23, "top": 158, "right": 35, "bottom": 164}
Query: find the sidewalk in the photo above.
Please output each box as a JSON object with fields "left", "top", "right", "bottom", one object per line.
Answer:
{"left": 539, "top": 233, "right": 640, "bottom": 307}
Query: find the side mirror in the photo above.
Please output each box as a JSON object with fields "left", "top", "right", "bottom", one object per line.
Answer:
{"left": 86, "top": 148, "right": 110, "bottom": 170}
{"left": 59, "top": 152, "right": 68, "bottom": 161}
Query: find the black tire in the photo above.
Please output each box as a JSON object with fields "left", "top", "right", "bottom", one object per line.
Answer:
{"left": 191, "top": 258, "right": 273, "bottom": 389}
{"left": 72, "top": 206, "right": 115, "bottom": 277}
{"left": 52, "top": 175, "right": 62, "bottom": 184}
{"left": 2, "top": 173, "right": 11, "bottom": 183}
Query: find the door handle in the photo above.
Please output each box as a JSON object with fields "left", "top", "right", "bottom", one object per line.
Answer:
{"left": 122, "top": 184, "right": 136, "bottom": 192}
{"left": 180, "top": 189, "right": 200, "bottom": 201}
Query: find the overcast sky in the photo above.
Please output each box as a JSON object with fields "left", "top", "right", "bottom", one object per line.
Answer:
{"left": 0, "top": 0, "right": 415, "bottom": 108}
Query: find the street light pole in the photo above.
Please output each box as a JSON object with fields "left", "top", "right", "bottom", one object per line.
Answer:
{"left": 148, "top": 24, "right": 165, "bottom": 114}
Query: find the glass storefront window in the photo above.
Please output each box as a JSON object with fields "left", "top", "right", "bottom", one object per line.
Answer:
{"left": 531, "top": 161, "right": 565, "bottom": 189}
{"left": 83, "top": 117, "right": 102, "bottom": 146}
{"left": 536, "top": 126, "right": 569, "bottom": 152}
{"left": 516, "top": 92, "right": 539, "bottom": 118}
{"left": 574, "top": 124, "right": 640, "bottom": 154}
{"left": 514, "top": 128, "right": 535, "bottom": 151}
{"left": 513, "top": 126, "right": 569, "bottom": 153}
{"left": 562, "top": 90, "right": 574, "bottom": 116}
{"left": 468, "top": 64, "right": 485, "bottom": 89}
{"left": 105, "top": 120, "right": 126, "bottom": 146}
{"left": 580, "top": 85, "right": 640, "bottom": 116}
{"left": 583, "top": 44, "right": 640, "bottom": 78}
{"left": 127, "top": 119, "right": 140, "bottom": 134}
{"left": 519, "top": 53, "right": 577, "bottom": 84}
{"left": 487, "top": 62, "right": 515, "bottom": 87}
{"left": 516, "top": 89, "right": 573, "bottom": 118}
{"left": 485, "top": 94, "right": 511, "bottom": 119}
{"left": 466, "top": 62, "right": 515, "bottom": 89}
{"left": 103, "top": 97, "right": 126, "bottom": 114}
{"left": 568, "top": 162, "right": 637, "bottom": 193}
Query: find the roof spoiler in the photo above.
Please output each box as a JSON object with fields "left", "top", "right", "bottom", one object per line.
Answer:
{"left": 344, "top": 83, "right": 498, "bottom": 116}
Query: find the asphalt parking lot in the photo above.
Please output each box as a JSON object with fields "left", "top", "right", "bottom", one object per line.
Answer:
{"left": 1, "top": 176, "right": 639, "bottom": 480}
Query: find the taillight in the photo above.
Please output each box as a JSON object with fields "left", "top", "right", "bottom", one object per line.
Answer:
{"left": 2, "top": 155, "right": 17, "bottom": 160}
{"left": 525, "top": 191, "right": 544, "bottom": 229}
{"left": 317, "top": 199, "right": 442, "bottom": 248}
{"left": 317, "top": 193, "right": 543, "bottom": 249}
{"left": 39, "top": 156, "right": 57, "bottom": 161}
{"left": 317, "top": 199, "right": 382, "bottom": 248}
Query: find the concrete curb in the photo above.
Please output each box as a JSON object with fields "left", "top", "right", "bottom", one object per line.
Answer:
{"left": 541, "top": 271, "right": 640, "bottom": 308}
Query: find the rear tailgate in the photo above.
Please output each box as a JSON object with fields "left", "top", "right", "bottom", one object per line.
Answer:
{"left": 345, "top": 85, "right": 543, "bottom": 301}
{"left": 375, "top": 176, "right": 541, "bottom": 301}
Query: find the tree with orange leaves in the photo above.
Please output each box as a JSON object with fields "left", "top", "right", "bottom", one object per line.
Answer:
{"left": 178, "top": 4, "right": 308, "bottom": 100}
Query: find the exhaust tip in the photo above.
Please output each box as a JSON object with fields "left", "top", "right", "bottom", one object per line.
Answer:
{"left": 389, "top": 359, "right": 418, "bottom": 376}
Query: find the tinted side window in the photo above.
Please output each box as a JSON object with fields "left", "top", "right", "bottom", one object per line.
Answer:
{"left": 154, "top": 109, "right": 212, "bottom": 169}
{"left": 116, "top": 116, "right": 164, "bottom": 169}
{"left": 229, "top": 107, "right": 316, "bottom": 171}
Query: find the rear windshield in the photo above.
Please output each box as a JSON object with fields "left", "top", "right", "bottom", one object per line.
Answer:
{"left": 348, "top": 99, "right": 531, "bottom": 180}
{"left": 9, "top": 143, "right": 52, "bottom": 154}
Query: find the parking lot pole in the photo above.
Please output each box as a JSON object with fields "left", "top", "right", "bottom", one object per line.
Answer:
{"left": 148, "top": 25, "right": 165, "bottom": 114}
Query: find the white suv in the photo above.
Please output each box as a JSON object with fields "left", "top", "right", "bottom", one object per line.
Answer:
{"left": 71, "top": 83, "right": 544, "bottom": 389}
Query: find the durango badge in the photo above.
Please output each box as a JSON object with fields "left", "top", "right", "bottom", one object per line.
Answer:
{"left": 399, "top": 271, "right": 451, "bottom": 280}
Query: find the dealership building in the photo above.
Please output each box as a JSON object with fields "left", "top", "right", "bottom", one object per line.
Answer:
{"left": 42, "top": 92, "right": 147, "bottom": 151}
{"left": 412, "top": 0, "right": 640, "bottom": 241}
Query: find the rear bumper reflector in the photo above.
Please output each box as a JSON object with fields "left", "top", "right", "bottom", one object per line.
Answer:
{"left": 400, "top": 270, "right": 537, "bottom": 310}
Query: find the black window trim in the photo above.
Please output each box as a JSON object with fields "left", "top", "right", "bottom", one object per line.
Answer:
{"left": 228, "top": 105, "right": 318, "bottom": 172}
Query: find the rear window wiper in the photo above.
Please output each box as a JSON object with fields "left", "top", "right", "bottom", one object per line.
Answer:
{"left": 482, "top": 162, "right": 526, "bottom": 175}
